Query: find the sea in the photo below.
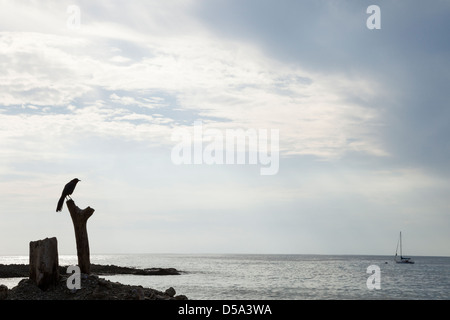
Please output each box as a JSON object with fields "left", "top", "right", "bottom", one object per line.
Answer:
{"left": 1, "top": 254, "right": 449, "bottom": 300}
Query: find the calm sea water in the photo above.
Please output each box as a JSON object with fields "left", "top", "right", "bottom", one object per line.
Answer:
{"left": 1, "top": 254, "right": 449, "bottom": 300}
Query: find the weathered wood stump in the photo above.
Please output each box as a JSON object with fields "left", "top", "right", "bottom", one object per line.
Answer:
{"left": 66, "top": 199, "right": 95, "bottom": 274}
{"left": 29, "top": 237, "right": 59, "bottom": 290}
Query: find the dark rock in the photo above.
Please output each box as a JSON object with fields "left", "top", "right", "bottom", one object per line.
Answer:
{"left": 5, "top": 273, "right": 188, "bottom": 300}
{"left": 0, "top": 264, "right": 182, "bottom": 278}
{"left": 165, "top": 287, "right": 176, "bottom": 297}
{"left": 0, "top": 264, "right": 29, "bottom": 278}
{"left": 89, "top": 264, "right": 181, "bottom": 276}
{"left": 131, "top": 287, "right": 145, "bottom": 300}
{"left": 0, "top": 284, "right": 8, "bottom": 300}
{"left": 1, "top": 262, "right": 187, "bottom": 300}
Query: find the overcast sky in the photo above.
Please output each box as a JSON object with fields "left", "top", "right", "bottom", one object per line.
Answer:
{"left": 0, "top": 0, "right": 449, "bottom": 256}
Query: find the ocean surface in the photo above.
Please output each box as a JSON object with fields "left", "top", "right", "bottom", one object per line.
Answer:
{"left": 1, "top": 254, "right": 449, "bottom": 300}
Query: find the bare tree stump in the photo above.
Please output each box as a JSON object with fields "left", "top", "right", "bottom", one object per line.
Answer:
{"left": 66, "top": 199, "right": 95, "bottom": 274}
{"left": 29, "top": 237, "right": 59, "bottom": 290}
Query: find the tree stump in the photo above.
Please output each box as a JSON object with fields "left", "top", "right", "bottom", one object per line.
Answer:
{"left": 29, "top": 237, "right": 59, "bottom": 290}
{"left": 66, "top": 199, "right": 95, "bottom": 274}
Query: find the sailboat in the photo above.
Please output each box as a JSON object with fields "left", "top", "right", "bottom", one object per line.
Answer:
{"left": 395, "top": 231, "right": 414, "bottom": 264}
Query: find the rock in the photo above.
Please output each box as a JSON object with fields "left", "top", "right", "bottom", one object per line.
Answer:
{"left": 2, "top": 262, "right": 188, "bottom": 300}
{"left": 98, "top": 278, "right": 112, "bottom": 289}
{"left": 6, "top": 274, "right": 188, "bottom": 300}
{"left": 0, "top": 284, "right": 8, "bottom": 300}
{"left": 131, "top": 287, "right": 145, "bottom": 300}
{"left": 0, "top": 264, "right": 182, "bottom": 278}
{"left": 92, "top": 287, "right": 109, "bottom": 300}
{"left": 165, "top": 287, "right": 176, "bottom": 297}
{"left": 0, "top": 264, "right": 29, "bottom": 277}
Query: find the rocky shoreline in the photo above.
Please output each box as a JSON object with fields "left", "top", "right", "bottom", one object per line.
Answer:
{"left": 0, "top": 263, "right": 181, "bottom": 278}
{"left": 0, "top": 264, "right": 187, "bottom": 300}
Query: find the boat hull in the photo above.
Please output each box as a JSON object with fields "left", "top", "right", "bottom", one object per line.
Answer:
{"left": 395, "top": 258, "right": 414, "bottom": 264}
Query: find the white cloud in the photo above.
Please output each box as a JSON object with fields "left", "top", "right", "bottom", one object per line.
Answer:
{"left": 1, "top": 21, "right": 386, "bottom": 161}
{"left": 5, "top": 1, "right": 447, "bottom": 256}
{"left": 0, "top": 31, "right": 93, "bottom": 106}
{"left": 109, "top": 55, "right": 131, "bottom": 63}
{"left": 0, "top": 0, "right": 389, "bottom": 162}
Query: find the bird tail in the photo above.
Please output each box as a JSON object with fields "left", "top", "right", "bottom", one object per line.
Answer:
{"left": 56, "top": 195, "right": 65, "bottom": 212}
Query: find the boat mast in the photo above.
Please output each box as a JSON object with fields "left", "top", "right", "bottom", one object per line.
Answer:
{"left": 400, "top": 231, "right": 403, "bottom": 258}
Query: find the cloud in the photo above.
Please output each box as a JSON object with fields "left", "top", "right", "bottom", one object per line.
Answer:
{"left": 0, "top": 10, "right": 387, "bottom": 162}
{"left": 109, "top": 55, "right": 131, "bottom": 63}
{"left": 0, "top": 31, "right": 92, "bottom": 106}
{"left": 1, "top": 1, "right": 449, "bottom": 255}
{"left": 193, "top": 0, "right": 450, "bottom": 169}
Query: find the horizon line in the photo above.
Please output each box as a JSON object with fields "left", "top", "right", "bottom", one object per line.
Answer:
{"left": 1, "top": 252, "right": 449, "bottom": 258}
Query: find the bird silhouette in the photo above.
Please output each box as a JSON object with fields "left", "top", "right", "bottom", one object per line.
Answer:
{"left": 56, "top": 178, "right": 81, "bottom": 212}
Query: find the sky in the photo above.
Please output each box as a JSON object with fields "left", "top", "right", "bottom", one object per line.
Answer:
{"left": 0, "top": 0, "right": 449, "bottom": 256}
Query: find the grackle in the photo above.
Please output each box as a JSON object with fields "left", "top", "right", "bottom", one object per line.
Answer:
{"left": 56, "top": 178, "right": 81, "bottom": 212}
